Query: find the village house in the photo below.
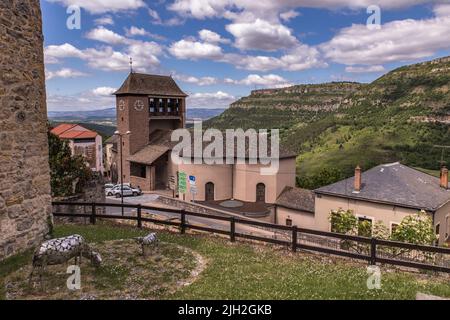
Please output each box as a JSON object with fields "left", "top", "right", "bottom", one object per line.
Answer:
{"left": 276, "top": 163, "right": 450, "bottom": 246}
{"left": 51, "top": 124, "right": 104, "bottom": 174}
{"left": 112, "top": 72, "right": 297, "bottom": 214}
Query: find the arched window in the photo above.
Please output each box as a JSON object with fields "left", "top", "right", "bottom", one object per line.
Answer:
{"left": 256, "top": 183, "right": 266, "bottom": 202}
{"left": 205, "top": 182, "right": 215, "bottom": 201}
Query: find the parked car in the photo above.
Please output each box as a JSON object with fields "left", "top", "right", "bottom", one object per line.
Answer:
{"left": 105, "top": 184, "right": 115, "bottom": 196}
{"left": 111, "top": 185, "right": 142, "bottom": 198}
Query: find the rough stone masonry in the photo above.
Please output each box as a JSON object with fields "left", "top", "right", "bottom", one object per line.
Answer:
{"left": 0, "top": 0, "right": 52, "bottom": 260}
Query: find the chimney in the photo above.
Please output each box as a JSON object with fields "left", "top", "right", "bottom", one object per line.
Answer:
{"left": 440, "top": 166, "right": 448, "bottom": 189}
{"left": 354, "top": 165, "right": 362, "bottom": 192}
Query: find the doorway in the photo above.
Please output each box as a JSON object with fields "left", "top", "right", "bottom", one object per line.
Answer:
{"left": 205, "top": 182, "right": 215, "bottom": 201}
{"left": 256, "top": 183, "right": 266, "bottom": 202}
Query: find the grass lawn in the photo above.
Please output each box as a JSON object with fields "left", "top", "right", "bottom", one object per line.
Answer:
{"left": 1, "top": 223, "right": 450, "bottom": 300}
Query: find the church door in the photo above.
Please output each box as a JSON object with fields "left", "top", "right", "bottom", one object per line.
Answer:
{"left": 205, "top": 182, "right": 215, "bottom": 201}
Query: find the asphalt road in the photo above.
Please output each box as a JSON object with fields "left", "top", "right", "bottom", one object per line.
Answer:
{"left": 104, "top": 195, "right": 283, "bottom": 239}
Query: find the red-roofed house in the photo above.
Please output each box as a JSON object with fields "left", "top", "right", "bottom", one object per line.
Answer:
{"left": 51, "top": 124, "right": 104, "bottom": 173}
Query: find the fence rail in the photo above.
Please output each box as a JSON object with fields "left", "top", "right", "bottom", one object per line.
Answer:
{"left": 52, "top": 201, "right": 450, "bottom": 274}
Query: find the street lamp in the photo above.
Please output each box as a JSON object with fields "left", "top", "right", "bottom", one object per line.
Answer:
{"left": 114, "top": 130, "right": 131, "bottom": 216}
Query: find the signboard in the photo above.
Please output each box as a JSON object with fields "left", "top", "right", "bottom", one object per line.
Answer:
{"left": 189, "top": 175, "right": 196, "bottom": 186}
{"left": 169, "top": 176, "right": 176, "bottom": 190}
{"left": 178, "top": 172, "right": 187, "bottom": 194}
{"left": 190, "top": 185, "right": 198, "bottom": 195}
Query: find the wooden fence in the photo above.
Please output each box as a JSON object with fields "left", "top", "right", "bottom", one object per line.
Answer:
{"left": 52, "top": 201, "right": 450, "bottom": 274}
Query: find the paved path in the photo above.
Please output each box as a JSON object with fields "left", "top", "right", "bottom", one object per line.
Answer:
{"left": 104, "top": 196, "right": 285, "bottom": 239}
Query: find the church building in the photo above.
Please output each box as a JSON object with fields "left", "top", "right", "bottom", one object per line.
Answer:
{"left": 112, "top": 72, "right": 297, "bottom": 209}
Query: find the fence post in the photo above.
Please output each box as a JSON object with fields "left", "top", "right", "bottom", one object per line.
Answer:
{"left": 370, "top": 237, "right": 377, "bottom": 265}
{"left": 292, "top": 225, "right": 298, "bottom": 252}
{"left": 230, "top": 217, "right": 236, "bottom": 243}
{"left": 137, "top": 204, "right": 142, "bottom": 229}
{"left": 90, "top": 203, "right": 96, "bottom": 225}
{"left": 180, "top": 210, "right": 186, "bottom": 234}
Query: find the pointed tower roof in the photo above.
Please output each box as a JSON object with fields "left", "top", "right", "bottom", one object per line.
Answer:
{"left": 114, "top": 73, "right": 188, "bottom": 97}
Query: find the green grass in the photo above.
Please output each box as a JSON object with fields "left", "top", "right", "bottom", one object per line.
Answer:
{"left": 2, "top": 223, "right": 450, "bottom": 300}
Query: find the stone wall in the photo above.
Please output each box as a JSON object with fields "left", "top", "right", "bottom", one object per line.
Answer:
{"left": 0, "top": 0, "right": 52, "bottom": 260}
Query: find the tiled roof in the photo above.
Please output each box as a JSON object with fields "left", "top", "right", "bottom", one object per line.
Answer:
{"left": 315, "top": 162, "right": 450, "bottom": 211}
{"left": 127, "top": 145, "right": 170, "bottom": 165}
{"left": 114, "top": 73, "right": 187, "bottom": 97}
{"left": 51, "top": 124, "right": 98, "bottom": 140}
{"left": 276, "top": 187, "right": 315, "bottom": 213}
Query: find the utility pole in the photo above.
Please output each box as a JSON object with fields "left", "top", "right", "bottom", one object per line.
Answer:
{"left": 115, "top": 130, "right": 131, "bottom": 216}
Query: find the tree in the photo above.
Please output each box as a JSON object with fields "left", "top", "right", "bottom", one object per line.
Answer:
{"left": 48, "top": 130, "right": 92, "bottom": 197}
{"left": 329, "top": 209, "right": 357, "bottom": 235}
{"left": 391, "top": 210, "right": 438, "bottom": 245}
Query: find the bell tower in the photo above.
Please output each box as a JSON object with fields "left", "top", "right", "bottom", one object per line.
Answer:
{"left": 114, "top": 72, "right": 187, "bottom": 182}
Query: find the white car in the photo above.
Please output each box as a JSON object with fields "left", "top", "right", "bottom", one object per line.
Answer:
{"left": 105, "top": 184, "right": 115, "bottom": 196}
{"left": 111, "top": 185, "right": 142, "bottom": 198}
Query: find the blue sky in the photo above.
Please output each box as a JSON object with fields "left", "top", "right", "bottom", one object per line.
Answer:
{"left": 42, "top": 0, "right": 450, "bottom": 111}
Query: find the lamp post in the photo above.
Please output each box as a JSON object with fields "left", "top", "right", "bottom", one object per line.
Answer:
{"left": 114, "top": 130, "right": 131, "bottom": 216}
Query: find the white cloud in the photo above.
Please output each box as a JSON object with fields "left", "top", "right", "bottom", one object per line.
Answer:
{"left": 148, "top": 8, "right": 185, "bottom": 26}
{"left": 434, "top": 4, "right": 450, "bottom": 17}
{"left": 169, "top": 39, "right": 224, "bottom": 60}
{"left": 94, "top": 15, "right": 114, "bottom": 26}
{"left": 199, "top": 29, "right": 230, "bottom": 44}
{"left": 280, "top": 10, "right": 300, "bottom": 22}
{"left": 174, "top": 74, "right": 218, "bottom": 86}
{"left": 225, "top": 74, "right": 292, "bottom": 87}
{"left": 321, "top": 13, "right": 450, "bottom": 65}
{"left": 188, "top": 91, "right": 236, "bottom": 108}
{"left": 47, "top": 87, "right": 116, "bottom": 112}
{"left": 92, "top": 86, "right": 117, "bottom": 96}
{"left": 45, "top": 39, "right": 162, "bottom": 72}
{"left": 46, "top": 0, "right": 146, "bottom": 14}
{"left": 226, "top": 19, "right": 298, "bottom": 51}
{"left": 44, "top": 43, "right": 85, "bottom": 64}
{"left": 125, "top": 26, "right": 166, "bottom": 41}
{"left": 46, "top": 68, "right": 89, "bottom": 80}
{"left": 86, "top": 27, "right": 128, "bottom": 45}
{"left": 345, "top": 65, "right": 385, "bottom": 73}
{"left": 169, "top": 0, "right": 439, "bottom": 20}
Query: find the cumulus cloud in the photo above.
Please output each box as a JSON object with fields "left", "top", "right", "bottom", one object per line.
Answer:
{"left": 94, "top": 15, "right": 114, "bottom": 26}
{"left": 226, "top": 19, "right": 298, "bottom": 51}
{"left": 92, "top": 86, "right": 117, "bottom": 96}
{"left": 45, "top": 40, "right": 162, "bottom": 72}
{"left": 280, "top": 10, "right": 300, "bottom": 22}
{"left": 225, "top": 74, "right": 292, "bottom": 87}
{"left": 47, "top": 87, "right": 117, "bottom": 112}
{"left": 46, "top": 0, "right": 146, "bottom": 14}
{"left": 46, "top": 68, "right": 89, "bottom": 80}
{"left": 174, "top": 74, "right": 218, "bottom": 86}
{"left": 125, "top": 26, "right": 166, "bottom": 41}
{"left": 199, "top": 29, "right": 230, "bottom": 44}
{"left": 86, "top": 27, "right": 129, "bottom": 45}
{"left": 345, "top": 65, "right": 385, "bottom": 73}
{"left": 148, "top": 8, "right": 185, "bottom": 26}
{"left": 320, "top": 12, "right": 450, "bottom": 65}
{"left": 169, "top": 39, "right": 224, "bottom": 60}
{"left": 187, "top": 91, "right": 236, "bottom": 108}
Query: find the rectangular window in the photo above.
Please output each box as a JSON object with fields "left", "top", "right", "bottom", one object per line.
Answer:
{"left": 390, "top": 223, "right": 399, "bottom": 235}
{"left": 446, "top": 216, "right": 449, "bottom": 239}
{"left": 130, "top": 162, "right": 146, "bottom": 178}
{"left": 286, "top": 218, "right": 293, "bottom": 226}
{"left": 149, "top": 98, "right": 155, "bottom": 113}
{"left": 158, "top": 99, "right": 164, "bottom": 113}
{"left": 357, "top": 217, "right": 373, "bottom": 237}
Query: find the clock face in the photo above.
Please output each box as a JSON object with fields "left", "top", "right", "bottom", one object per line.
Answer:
{"left": 134, "top": 100, "right": 144, "bottom": 111}
{"left": 118, "top": 100, "right": 125, "bottom": 111}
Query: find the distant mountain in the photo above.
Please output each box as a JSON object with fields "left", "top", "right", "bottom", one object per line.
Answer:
{"left": 206, "top": 56, "right": 450, "bottom": 188}
{"left": 48, "top": 108, "right": 116, "bottom": 120}
{"left": 48, "top": 107, "right": 225, "bottom": 122}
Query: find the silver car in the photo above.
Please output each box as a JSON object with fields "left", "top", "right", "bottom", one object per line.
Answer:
{"left": 111, "top": 186, "right": 141, "bottom": 198}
